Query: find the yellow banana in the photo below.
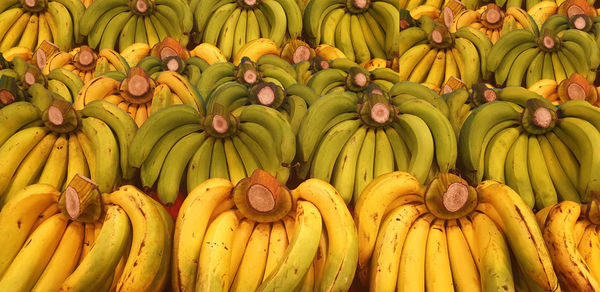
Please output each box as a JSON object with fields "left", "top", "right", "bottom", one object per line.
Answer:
{"left": 263, "top": 221, "right": 289, "bottom": 281}
{"left": 231, "top": 223, "right": 271, "bottom": 291}
{"left": 397, "top": 214, "right": 435, "bottom": 292}
{"left": 446, "top": 220, "right": 481, "bottom": 291}
{"left": 425, "top": 219, "right": 454, "bottom": 292}
{"left": 37, "top": 134, "right": 69, "bottom": 189}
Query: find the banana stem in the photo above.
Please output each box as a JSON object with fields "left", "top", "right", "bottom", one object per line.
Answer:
{"left": 431, "top": 30, "right": 444, "bottom": 44}
{"left": 23, "top": 70, "right": 37, "bottom": 86}
{"left": 246, "top": 169, "right": 280, "bottom": 213}
{"left": 370, "top": 103, "right": 390, "bottom": 124}
{"left": 0, "top": 76, "right": 19, "bottom": 106}
{"left": 572, "top": 15, "right": 587, "bottom": 30}
{"left": 34, "top": 40, "right": 59, "bottom": 70}
{"left": 566, "top": 5, "right": 586, "bottom": 18}
{"left": 257, "top": 86, "right": 275, "bottom": 106}
{"left": 542, "top": 36, "right": 555, "bottom": 50}
{"left": 567, "top": 83, "right": 587, "bottom": 100}
{"left": 244, "top": 69, "right": 258, "bottom": 84}
{"left": 483, "top": 4, "right": 502, "bottom": 25}
{"left": 166, "top": 58, "right": 180, "bottom": 71}
{"left": 155, "top": 37, "right": 184, "bottom": 60}
{"left": 442, "top": 7, "right": 455, "bottom": 27}
{"left": 59, "top": 174, "right": 102, "bottom": 222}
{"left": 353, "top": 72, "right": 368, "bottom": 87}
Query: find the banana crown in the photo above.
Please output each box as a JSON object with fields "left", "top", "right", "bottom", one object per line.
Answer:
{"left": 521, "top": 99, "right": 558, "bottom": 134}
{"left": 57, "top": 174, "right": 102, "bottom": 223}
{"left": 425, "top": 172, "right": 478, "bottom": 219}
{"left": 42, "top": 98, "right": 81, "bottom": 133}
{"left": 203, "top": 103, "right": 239, "bottom": 137}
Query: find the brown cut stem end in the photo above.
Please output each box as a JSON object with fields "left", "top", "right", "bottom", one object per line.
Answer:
{"left": 353, "top": 72, "right": 368, "bottom": 87}
{"left": 136, "top": 0, "right": 148, "bottom": 13}
{"left": 127, "top": 75, "right": 150, "bottom": 97}
{"left": 65, "top": 186, "right": 81, "bottom": 219}
{"left": 292, "top": 46, "right": 311, "bottom": 64}
{"left": 533, "top": 107, "right": 553, "bottom": 128}
{"left": 244, "top": 70, "right": 258, "bottom": 84}
{"left": 484, "top": 89, "right": 497, "bottom": 102}
{"left": 212, "top": 114, "right": 229, "bottom": 134}
{"left": 431, "top": 30, "right": 443, "bottom": 44}
{"left": 370, "top": 102, "right": 390, "bottom": 124}
{"left": 0, "top": 90, "right": 15, "bottom": 105}
{"left": 353, "top": 0, "right": 367, "bottom": 9}
{"left": 47, "top": 105, "right": 65, "bottom": 125}
{"left": 567, "top": 83, "right": 586, "bottom": 100}
{"left": 442, "top": 182, "right": 469, "bottom": 212}
{"left": 246, "top": 169, "right": 281, "bottom": 213}
{"left": 257, "top": 86, "right": 275, "bottom": 106}
{"left": 166, "top": 58, "right": 180, "bottom": 71}
{"left": 543, "top": 36, "right": 555, "bottom": 49}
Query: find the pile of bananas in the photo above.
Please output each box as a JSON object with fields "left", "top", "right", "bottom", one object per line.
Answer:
{"left": 399, "top": 16, "right": 492, "bottom": 89}
{"left": 0, "top": 98, "right": 137, "bottom": 205}
{"left": 194, "top": 0, "right": 302, "bottom": 60}
{"left": 537, "top": 198, "right": 600, "bottom": 290}
{"left": 129, "top": 102, "right": 295, "bottom": 205}
{"left": 459, "top": 87, "right": 600, "bottom": 209}
{"left": 296, "top": 84, "right": 456, "bottom": 204}
{"left": 0, "top": 0, "right": 85, "bottom": 52}
{"left": 0, "top": 180, "right": 171, "bottom": 291}
{"left": 80, "top": 0, "right": 192, "bottom": 51}
{"left": 488, "top": 26, "right": 599, "bottom": 87}
{"left": 172, "top": 170, "right": 357, "bottom": 292}
{"left": 303, "top": 0, "right": 399, "bottom": 63}
{"left": 355, "top": 171, "right": 558, "bottom": 291}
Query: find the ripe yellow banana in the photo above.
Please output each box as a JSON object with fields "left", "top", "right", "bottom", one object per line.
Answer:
{"left": 397, "top": 214, "right": 435, "bottom": 292}
{"left": 231, "top": 223, "right": 270, "bottom": 291}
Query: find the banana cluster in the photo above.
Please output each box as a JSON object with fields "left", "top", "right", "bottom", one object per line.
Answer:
{"left": 0, "top": 97, "right": 138, "bottom": 207}
{"left": 80, "top": 0, "right": 192, "bottom": 52}
{"left": 459, "top": 87, "right": 600, "bottom": 209}
{"left": 537, "top": 198, "right": 600, "bottom": 290}
{"left": 172, "top": 171, "right": 357, "bottom": 292}
{"left": 307, "top": 58, "right": 399, "bottom": 94}
{"left": 355, "top": 171, "right": 558, "bottom": 291}
{"left": 296, "top": 84, "right": 457, "bottom": 204}
{"left": 541, "top": 11, "right": 600, "bottom": 45}
{"left": 129, "top": 102, "right": 295, "bottom": 205}
{"left": 194, "top": 0, "right": 302, "bottom": 61}
{"left": 73, "top": 64, "right": 204, "bottom": 126}
{"left": 0, "top": 181, "right": 172, "bottom": 292}
{"left": 399, "top": 16, "right": 492, "bottom": 89}
{"left": 303, "top": 0, "right": 399, "bottom": 63}
{"left": 488, "top": 26, "right": 600, "bottom": 87}
{"left": 529, "top": 72, "right": 600, "bottom": 105}
{"left": 0, "top": 0, "right": 85, "bottom": 53}
{"left": 450, "top": 4, "right": 539, "bottom": 43}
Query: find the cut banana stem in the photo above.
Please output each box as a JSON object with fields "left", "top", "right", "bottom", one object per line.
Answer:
{"left": 443, "top": 183, "right": 469, "bottom": 212}
{"left": 424, "top": 173, "right": 478, "bottom": 219}
{"left": 58, "top": 173, "right": 102, "bottom": 223}
{"left": 244, "top": 70, "right": 258, "bottom": 84}
{"left": 370, "top": 103, "right": 390, "bottom": 124}
{"left": 292, "top": 46, "right": 311, "bottom": 64}
{"left": 567, "top": 83, "right": 586, "bottom": 100}
{"left": 247, "top": 170, "right": 280, "bottom": 213}
{"left": 542, "top": 36, "right": 555, "bottom": 50}
{"left": 431, "top": 30, "right": 444, "bottom": 44}
{"left": 484, "top": 4, "right": 502, "bottom": 25}
{"left": 212, "top": 115, "right": 229, "bottom": 134}
{"left": 258, "top": 86, "right": 275, "bottom": 106}
{"left": 76, "top": 46, "right": 95, "bottom": 68}
{"left": 533, "top": 107, "right": 553, "bottom": 128}
{"left": 128, "top": 75, "right": 150, "bottom": 97}
{"left": 166, "top": 58, "right": 179, "bottom": 71}
{"left": 134, "top": 0, "right": 149, "bottom": 14}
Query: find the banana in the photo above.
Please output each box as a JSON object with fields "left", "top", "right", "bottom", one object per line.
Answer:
{"left": 65, "top": 134, "right": 89, "bottom": 186}
{"left": 106, "top": 185, "right": 165, "bottom": 292}
{"left": 37, "top": 134, "right": 68, "bottom": 189}
{"left": 231, "top": 223, "right": 271, "bottom": 292}
{"left": 157, "top": 132, "right": 207, "bottom": 204}
{"left": 556, "top": 117, "right": 600, "bottom": 202}
{"left": 232, "top": 9, "right": 247, "bottom": 60}
{"left": 223, "top": 137, "right": 246, "bottom": 185}
{"left": 31, "top": 221, "right": 84, "bottom": 292}
{"left": 578, "top": 225, "right": 600, "bottom": 282}
{"left": 259, "top": 0, "right": 287, "bottom": 47}
{"left": 369, "top": 204, "right": 427, "bottom": 291}
{"left": 195, "top": 210, "right": 239, "bottom": 292}
{"left": 398, "top": 44, "right": 431, "bottom": 80}
{"left": 17, "top": 14, "right": 38, "bottom": 51}
{"left": 257, "top": 201, "right": 323, "bottom": 292}
{"left": 229, "top": 219, "right": 255, "bottom": 282}
{"left": 0, "top": 184, "right": 58, "bottom": 276}
{"left": 0, "top": 213, "right": 67, "bottom": 292}
{"left": 353, "top": 127, "right": 376, "bottom": 203}
{"left": 543, "top": 201, "right": 600, "bottom": 290}
{"left": 310, "top": 118, "right": 361, "bottom": 183}
{"left": 408, "top": 48, "right": 438, "bottom": 83}
{"left": 483, "top": 126, "right": 521, "bottom": 182}
{"left": 218, "top": 7, "right": 241, "bottom": 60}
{"left": 185, "top": 136, "right": 215, "bottom": 191}
{"left": 293, "top": 179, "right": 357, "bottom": 291}
{"left": 397, "top": 214, "right": 434, "bottom": 292}
{"left": 47, "top": 2, "right": 73, "bottom": 51}
{"left": 527, "top": 135, "right": 558, "bottom": 209}
{"left": 263, "top": 221, "right": 289, "bottom": 282}
{"left": 369, "top": 2, "right": 399, "bottom": 58}
{"left": 477, "top": 180, "right": 558, "bottom": 290}
{"left": 0, "top": 12, "right": 30, "bottom": 52}
{"left": 545, "top": 131, "right": 579, "bottom": 188}
{"left": 172, "top": 178, "right": 233, "bottom": 292}
{"left": 392, "top": 114, "right": 435, "bottom": 184}
{"left": 330, "top": 126, "right": 366, "bottom": 204}
{"left": 0, "top": 101, "right": 41, "bottom": 146}
{"left": 61, "top": 205, "right": 131, "bottom": 292}
{"left": 80, "top": 117, "right": 119, "bottom": 193}
{"left": 446, "top": 219, "right": 481, "bottom": 291}
{"left": 0, "top": 127, "right": 48, "bottom": 196}
{"left": 0, "top": 8, "right": 25, "bottom": 45}
{"left": 74, "top": 131, "right": 96, "bottom": 179}
{"left": 471, "top": 212, "right": 514, "bottom": 292}
{"left": 210, "top": 139, "right": 229, "bottom": 180}
{"left": 487, "top": 29, "right": 536, "bottom": 73}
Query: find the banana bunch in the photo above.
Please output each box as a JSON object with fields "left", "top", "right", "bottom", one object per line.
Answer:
{"left": 450, "top": 4, "right": 539, "bottom": 43}
{"left": 0, "top": 97, "right": 138, "bottom": 206}
{"left": 193, "top": 0, "right": 302, "bottom": 61}
{"left": 206, "top": 81, "right": 317, "bottom": 133}
{"left": 529, "top": 72, "right": 600, "bottom": 105}
{"left": 354, "top": 171, "right": 559, "bottom": 291}
{"left": 136, "top": 55, "right": 209, "bottom": 88}
{"left": 80, "top": 0, "right": 192, "bottom": 52}
{"left": 197, "top": 55, "right": 301, "bottom": 101}
{"left": 296, "top": 85, "right": 457, "bottom": 204}
{"left": 307, "top": 58, "right": 399, "bottom": 95}
{"left": 399, "top": 16, "right": 492, "bottom": 88}
{"left": 119, "top": 37, "right": 193, "bottom": 69}
{"left": 280, "top": 39, "right": 316, "bottom": 65}
{"left": 537, "top": 197, "right": 600, "bottom": 290}
{"left": 0, "top": 56, "right": 48, "bottom": 90}
{"left": 541, "top": 12, "right": 600, "bottom": 45}
{"left": 303, "top": 0, "right": 398, "bottom": 63}
{"left": 0, "top": 179, "right": 172, "bottom": 292}
{"left": 488, "top": 27, "right": 600, "bottom": 87}
{"left": 0, "top": 75, "right": 27, "bottom": 108}
{"left": 74, "top": 65, "right": 204, "bottom": 126}
{"left": 172, "top": 170, "right": 357, "bottom": 292}
{"left": 459, "top": 87, "right": 600, "bottom": 209}
{"left": 0, "top": 0, "right": 85, "bottom": 53}
{"left": 129, "top": 102, "right": 295, "bottom": 204}
{"left": 442, "top": 82, "right": 500, "bottom": 136}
